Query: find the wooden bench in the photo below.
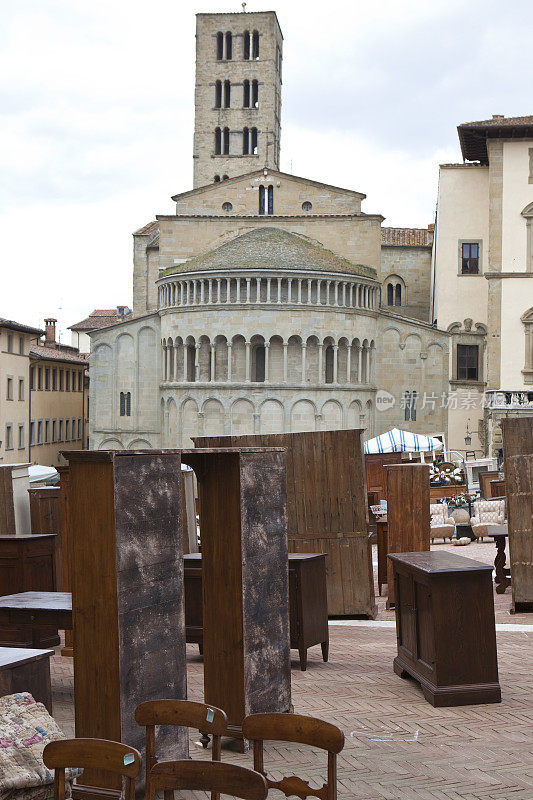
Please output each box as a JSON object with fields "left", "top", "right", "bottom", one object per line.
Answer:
{"left": 0, "top": 646, "right": 54, "bottom": 713}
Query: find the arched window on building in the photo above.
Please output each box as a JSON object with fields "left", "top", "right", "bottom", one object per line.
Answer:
{"left": 252, "top": 30, "right": 259, "bottom": 58}
{"left": 215, "top": 80, "right": 222, "bottom": 108}
{"left": 225, "top": 31, "right": 232, "bottom": 60}
{"left": 387, "top": 283, "right": 394, "bottom": 305}
{"left": 267, "top": 184, "right": 274, "bottom": 215}
{"left": 214, "top": 127, "right": 221, "bottom": 155}
{"left": 126, "top": 392, "right": 131, "bottom": 417}
{"left": 216, "top": 32, "right": 224, "bottom": 60}
{"left": 186, "top": 345, "right": 196, "bottom": 382}
{"left": 395, "top": 283, "right": 402, "bottom": 306}
{"left": 252, "top": 79, "right": 258, "bottom": 107}
{"left": 325, "top": 346, "right": 334, "bottom": 384}
{"left": 243, "top": 79, "right": 250, "bottom": 107}
{"left": 224, "top": 79, "right": 231, "bottom": 108}
{"left": 259, "top": 184, "right": 265, "bottom": 215}
{"left": 214, "top": 174, "right": 221, "bottom": 182}
{"left": 120, "top": 392, "right": 125, "bottom": 416}
{"left": 251, "top": 127, "right": 258, "bottom": 154}
{"left": 243, "top": 127, "right": 249, "bottom": 154}
{"left": 252, "top": 345, "right": 266, "bottom": 382}
{"left": 222, "top": 174, "right": 229, "bottom": 180}
{"left": 223, "top": 127, "right": 230, "bottom": 155}
{"left": 243, "top": 30, "right": 250, "bottom": 60}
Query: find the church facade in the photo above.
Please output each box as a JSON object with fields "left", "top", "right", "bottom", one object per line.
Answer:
{"left": 89, "top": 10, "right": 449, "bottom": 451}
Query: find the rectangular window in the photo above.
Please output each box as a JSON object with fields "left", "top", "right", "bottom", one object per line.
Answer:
{"left": 5, "top": 424, "right": 13, "bottom": 450}
{"left": 461, "top": 242, "right": 479, "bottom": 274}
{"left": 18, "top": 424, "right": 24, "bottom": 449}
{"left": 52, "top": 369, "right": 57, "bottom": 390}
{"left": 18, "top": 378, "right": 24, "bottom": 400}
{"left": 59, "top": 420, "right": 63, "bottom": 441}
{"left": 29, "top": 367, "right": 34, "bottom": 390}
{"left": 45, "top": 419, "right": 49, "bottom": 443}
{"left": 38, "top": 367, "right": 43, "bottom": 390}
{"left": 45, "top": 368, "right": 50, "bottom": 390}
{"left": 37, "top": 420, "right": 43, "bottom": 444}
{"left": 66, "top": 371, "right": 70, "bottom": 391}
{"left": 77, "top": 418, "right": 81, "bottom": 438}
{"left": 19, "top": 336, "right": 24, "bottom": 355}
{"left": 65, "top": 419, "right": 70, "bottom": 440}
{"left": 78, "top": 371, "right": 82, "bottom": 391}
{"left": 59, "top": 370, "right": 64, "bottom": 391}
{"left": 457, "top": 344, "right": 479, "bottom": 381}
{"left": 52, "top": 420, "right": 57, "bottom": 443}
{"left": 30, "top": 421, "right": 35, "bottom": 446}
{"left": 6, "top": 377, "right": 13, "bottom": 400}
{"left": 7, "top": 334, "right": 13, "bottom": 353}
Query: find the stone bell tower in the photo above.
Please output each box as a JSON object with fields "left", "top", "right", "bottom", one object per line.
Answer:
{"left": 193, "top": 10, "right": 283, "bottom": 188}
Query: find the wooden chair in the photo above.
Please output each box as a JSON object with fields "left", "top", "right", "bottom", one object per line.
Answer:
{"left": 135, "top": 699, "right": 227, "bottom": 800}
{"left": 147, "top": 760, "right": 267, "bottom": 800}
{"left": 242, "top": 712, "right": 345, "bottom": 800}
{"left": 42, "top": 738, "right": 142, "bottom": 800}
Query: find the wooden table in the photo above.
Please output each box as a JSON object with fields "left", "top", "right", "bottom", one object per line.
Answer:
{"left": 486, "top": 523, "right": 511, "bottom": 594}
{"left": 389, "top": 551, "right": 501, "bottom": 707}
{"left": 0, "top": 646, "right": 54, "bottom": 712}
{"left": 0, "top": 592, "right": 72, "bottom": 647}
{"left": 184, "top": 553, "right": 329, "bottom": 671}
{"left": 376, "top": 518, "right": 388, "bottom": 596}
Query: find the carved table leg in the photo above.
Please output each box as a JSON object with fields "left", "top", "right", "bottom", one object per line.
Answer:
{"left": 494, "top": 538, "right": 511, "bottom": 594}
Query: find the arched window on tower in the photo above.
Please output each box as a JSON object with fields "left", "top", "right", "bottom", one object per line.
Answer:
{"left": 243, "top": 79, "right": 250, "bottom": 107}
{"left": 214, "top": 127, "right": 221, "bottom": 155}
{"left": 251, "top": 127, "right": 258, "bottom": 154}
{"left": 243, "top": 127, "right": 249, "bottom": 155}
{"left": 325, "top": 346, "right": 334, "bottom": 384}
{"left": 224, "top": 79, "right": 231, "bottom": 108}
{"left": 119, "top": 392, "right": 125, "bottom": 416}
{"left": 214, "top": 175, "right": 221, "bottom": 182}
{"left": 252, "top": 30, "right": 259, "bottom": 58}
{"left": 186, "top": 346, "right": 196, "bottom": 382}
{"left": 215, "top": 80, "right": 222, "bottom": 108}
{"left": 222, "top": 174, "right": 229, "bottom": 180}
{"left": 252, "top": 345, "right": 265, "bottom": 382}
{"left": 252, "top": 79, "right": 258, "bottom": 107}
{"left": 126, "top": 392, "right": 131, "bottom": 417}
{"left": 395, "top": 283, "right": 402, "bottom": 306}
{"left": 259, "top": 184, "right": 265, "bottom": 215}
{"left": 225, "top": 32, "right": 232, "bottom": 60}
{"left": 387, "top": 283, "right": 394, "bottom": 305}
{"left": 223, "top": 127, "right": 230, "bottom": 155}
{"left": 216, "top": 32, "right": 224, "bottom": 60}
{"left": 267, "top": 184, "right": 274, "bottom": 215}
{"left": 243, "top": 30, "right": 250, "bottom": 60}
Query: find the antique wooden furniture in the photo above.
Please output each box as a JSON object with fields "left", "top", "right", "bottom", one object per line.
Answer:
{"left": 0, "top": 646, "right": 53, "bottom": 712}
{"left": 147, "top": 761, "right": 268, "bottom": 800}
{"left": 389, "top": 551, "right": 501, "bottom": 707}
{"left": 181, "top": 447, "right": 291, "bottom": 744}
{"left": 194, "top": 431, "right": 376, "bottom": 618}
{"left": 0, "top": 535, "right": 59, "bottom": 646}
{"left": 136, "top": 700, "right": 227, "bottom": 800}
{"left": 486, "top": 524, "right": 511, "bottom": 594}
{"left": 490, "top": 479, "right": 506, "bottom": 498}
{"left": 184, "top": 553, "right": 329, "bottom": 670}
{"left": 29, "top": 486, "right": 61, "bottom": 534}
{"left": 57, "top": 466, "right": 73, "bottom": 655}
{"left": 0, "top": 592, "right": 71, "bottom": 647}
{"left": 479, "top": 470, "right": 500, "bottom": 499}
{"left": 385, "top": 464, "right": 430, "bottom": 607}
{"left": 43, "top": 739, "right": 142, "bottom": 800}
{"left": 502, "top": 418, "right": 533, "bottom": 613}
{"left": 376, "top": 518, "right": 388, "bottom": 596}
{"left": 365, "top": 452, "right": 403, "bottom": 501}
{"left": 0, "top": 465, "right": 16, "bottom": 535}
{"left": 242, "top": 712, "right": 345, "bottom": 800}
{"left": 64, "top": 450, "right": 188, "bottom": 797}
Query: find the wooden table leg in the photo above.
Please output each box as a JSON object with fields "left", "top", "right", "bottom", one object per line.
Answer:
{"left": 494, "top": 538, "right": 511, "bottom": 594}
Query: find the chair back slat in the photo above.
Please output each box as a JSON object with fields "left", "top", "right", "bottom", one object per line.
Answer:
{"left": 135, "top": 699, "right": 227, "bottom": 734}
{"left": 242, "top": 713, "right": 344, "bottom": 754}
{"left": 43, "top": 738, "right": 142, "bottom": 778}
{"left": 149, "top": 760, "right": 268, "bottom": 800}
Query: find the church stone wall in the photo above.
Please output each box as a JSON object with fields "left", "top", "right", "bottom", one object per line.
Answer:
{"left": 381, "top": 244, "right": 432, "bottom": 322}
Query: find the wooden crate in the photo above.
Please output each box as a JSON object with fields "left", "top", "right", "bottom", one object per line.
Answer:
{"left": 502, "top": 418, "right": 533, "bottom": 612}
{"left": 385, "top": 463, "right": 430, "bottom": 606}
{"left": 194, "top": 431, "right": 376, "bottom": 617}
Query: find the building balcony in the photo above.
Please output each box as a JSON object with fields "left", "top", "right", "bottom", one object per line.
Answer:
{"left": 485, "top": 390, "right": 533, "bottom": 410}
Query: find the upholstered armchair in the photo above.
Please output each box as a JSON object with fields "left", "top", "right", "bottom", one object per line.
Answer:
{"left": 470, "top": 499, "right": 506, "bottom": 542}
{"left": 430, "top": 503, "right": 455, "bottom": 543}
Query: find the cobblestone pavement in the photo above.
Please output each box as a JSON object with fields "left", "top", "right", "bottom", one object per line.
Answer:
{"left": 50, "top": 540, "right": 533, "bottom": 799}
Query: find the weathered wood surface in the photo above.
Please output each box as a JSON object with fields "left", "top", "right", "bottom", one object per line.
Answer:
{"left": 365, "top": 452, "right": 403, "bottom": 501}
{"left": 0, "top": 466, "right": 16, "bottom": 536}
{"left": 29, "top": 487, "right": 61, "bottom": 534}
{"left": 193, "top": 431, "right": 376, "bottom": 617}
{"left": 479, "top": 470, "right": 500, "bottom": 500}
{"left": 385, "top": 463, "right": 430, "bottom": 606}
{"left": 182, "top": 448, "right": 291, "bottom": 739}
{"left": 57, "top": 467, "right": 71, "bottom": 650}
{"left": 502, "top": 418, "right": 533, "bottom": 612}
{"left": 0, "top": 646, "right": 54, "bottom": 713}
{"left": 64, "top": 450, "right": 188, "bottom": 793}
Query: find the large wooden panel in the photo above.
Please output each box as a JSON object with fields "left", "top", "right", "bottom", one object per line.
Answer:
{"left": 182, "top": 447, "right": 291, "bottom": 739}
{"left": 479, "top": 470, "right": 500, "bottom": 500}
{"left": 365, "top": 452, "right": 403, "bottom": 499}
{"left": 0, "top": 467, "right": 16, "bottom": 536}
{"left": 194, "top": 431, "right": 376, "bottom": 617}
{"left": 65, "top": 450, "right": 188, "bottom": 794}
{"left": 502, "top": 418, "right": 533, "bottom": 612}
{"left": 57, "top": 467, "right": 71, "bottom": 650}
{"left": 386, "top": 463, "right": 430, "bottom": 606}
{"left": 29, "top": 487, "right": 61, "bottom": 535}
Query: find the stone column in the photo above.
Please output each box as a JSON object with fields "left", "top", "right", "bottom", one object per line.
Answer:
{"left": 256, "top": 277, "right": 261, "bottom": 302}
{"left": 297, "top": 279, "right": 302, "bottom": 304}
{"left": 347, "top": 344, "right": 352, "bottom": 384}
{"left": 216, "top": 278, "right": 221, "bottom": 303}
{"left": 266, "top": 278, "right": 272, "bottom": 303}
{"left": 162, "top": 345, "right": 167, "bottom": 380}
{"left": 246, "top": 278, "right": 251, "bottom": 303}
{"left": 283, "top": 342, "right": 288, "bottom": 382}
{"left": 277, "top": 277, "right": 282, "bottom": 303}
{"left": 236, "top": 278, "right": 241, "bottom": 304}
{"left": 200, "top": 280, "right": 205, "bottom": 304}
{"left": 264, "top": 343, "right": 270, "bottom": 382}
{"left": 253, "top": 412, "right": 260, "bottom": 434}
{"left": 333, "top": 344, "right": 338, "bottom": 384}
{"left": 301, "top": 344, "right": 307, "bottom": 383}
{"left": 195, "top": 344, "right": 200, "bottom": 381}
{"left": 318, "top": 343, "right": 323, "bottom": 384}
{"left": 245, "top": 341, "right": 251, "bottom": 382}
{"left": 227, "top": 342, "right": 232, "bottom": 381}
{"left": 226, "top": 277, "right": 231, "bottom": 303}
{"left": 357, "top": 346, "right": 362, "bottom": 383}
{"left": 287, "top": 278, "right": 293, "bottom": 303}
{"left": 210, "top": 344, "right": 216, "bottom": 381}
{"left": 192, "top": 281, "right": 197, "bottom": 305}
{"left": 307, "top": 279, "right": 312, "bottom": 303}
{"left": 183, "top": 345, "right": 188, "bottom": 382}
{"left": 326, "top": 280, "right": 331, "bottom": 305}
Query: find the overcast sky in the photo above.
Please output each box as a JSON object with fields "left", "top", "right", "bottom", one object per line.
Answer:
{"left": 1, "top": 0, "right": 531, "bottom": 340}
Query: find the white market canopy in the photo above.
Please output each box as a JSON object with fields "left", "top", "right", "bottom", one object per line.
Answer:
{"left": 28, "top": 464, "right": 59, "bottom": 483}
{"left": 363, "top": 428, "right": 444, "bottom": 455}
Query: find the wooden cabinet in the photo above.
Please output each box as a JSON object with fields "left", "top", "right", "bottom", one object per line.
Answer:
{"left": 390, "top": 551, "right": 501, "bottom": 707}
{"left": 364, "top": 452, "right": 403, "bottom": 500}
{"left": 0, "top": 646, "right": 53, "bottom": 713}
{"left": 184, "top": 553, "right": 328, "bottom": 671}
{"left": 0, "top": 534, "right": 58, "bottom": 647}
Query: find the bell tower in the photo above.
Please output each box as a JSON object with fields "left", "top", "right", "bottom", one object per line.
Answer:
{"left": 193, "top": 10, "right": 283, "bottom": 188}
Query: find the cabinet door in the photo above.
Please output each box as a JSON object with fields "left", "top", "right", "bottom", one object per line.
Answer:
{"left": 415, "top": 581, "right": 435, "bottom": 675}
{"left": 396, "top": 571, "right": 417, "bottom": 661}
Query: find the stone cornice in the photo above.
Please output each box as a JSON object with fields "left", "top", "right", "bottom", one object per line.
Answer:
{"left": 485, "top": 272, "right": 533, "bottom": 279}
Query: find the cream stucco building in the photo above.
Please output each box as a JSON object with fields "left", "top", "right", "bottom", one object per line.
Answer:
{"left": 432, "top": 115, "right": 533, "bottom": 459}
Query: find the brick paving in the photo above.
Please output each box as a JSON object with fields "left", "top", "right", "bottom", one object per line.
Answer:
{"left": 50, "top": 541, "right": 533, "bottom": 799}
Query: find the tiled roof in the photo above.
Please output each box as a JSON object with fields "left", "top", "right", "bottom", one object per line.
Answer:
{"left": 134, "top": 220, "right": 159, "bottom": 235}
{"left": 0, "top": 317, "right": 44, "bottom": 335}
{"left": 458, "top": 114, "right": 533, "bottom": 164}
{"left": 69, "top": 308, "right": 131, "bottom": 331}
{"left": 30, "top": 345, "right": 87, "bottom": 365}
{"left": 161, "top": 227, "right": 377, "bottom": 279}
{"left": 381, "top": 227, "right": 433, "bottom": 247}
